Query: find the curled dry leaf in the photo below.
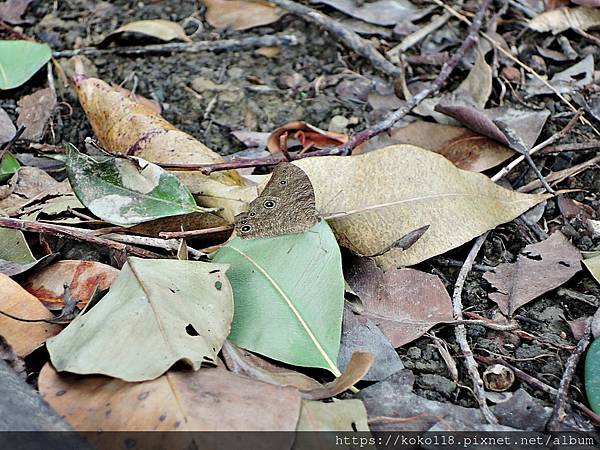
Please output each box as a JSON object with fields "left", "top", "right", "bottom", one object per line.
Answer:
{"left": 529, "top": 7, "right": 600, "bottom": 34}
{"left": 344, "top": 256, "right": 453, "bottom": 347}
{"left": 295, "top": 145, "right": 548, "bottom": 269}
{"left": 354, "top": 121, "right": 514, "bottom": 172}
{"left": 101, "top": 19, "right": 191, "bottom": 45}
{"left": 39, "top": 363, "right": 302, "bottom": 433}
{"left": 73, "top": 76, "right": 256, "bottom": 222}
{"left": 204, "top": 0, "right": 285, "bottom": 31}
{"left": 23, "top": 260, "right": 119, "bottom": 310}
{"left": 266, "top": 121, "right": 348, "bottom": 154}
{"left": 16, "top": 87, "right": 57, "bottom": 142}
{"left": 0, "top": 274, "right": 62, "bottom": 357}
{"left": 484, "top": 232, "right": 582, "bottom": 316}
{"left": 47, "top": 258, "right": 233, "bottom": 381}
{"left": 0, "top": 228, "right": 57, "bottom": 277}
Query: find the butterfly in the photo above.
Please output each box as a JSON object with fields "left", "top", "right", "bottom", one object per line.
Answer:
{"left": 234, "top": 163, "right": 319, "bottom": 239}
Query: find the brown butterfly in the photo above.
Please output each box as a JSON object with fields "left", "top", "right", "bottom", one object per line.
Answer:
{"left": 234, "top": 163, "right": 319, "bottom": 239}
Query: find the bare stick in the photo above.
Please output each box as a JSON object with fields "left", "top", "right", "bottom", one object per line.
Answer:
{"left": 452, "top": 232, "right": 498, "bottom": 424}
{"left": 269, "top": 0, "right": 400, "bottom": 78}
{"left": 491, "top": 110, "right": 582, "bottom": 183}
{"left": 52, "top": 34, "right": 299, "bottom": 58}
{"left": 0, "top": 218, "right": 161, "bottom": 259}
{"left": 476, "top": 355, "right": 600, "bottom": 427}
{"left": 162, "top": 0, "right": 492, "bottom": 173}
{"left": 547, "top": 321, "right": 593, "bottom": 431}
{"left": 103, "top": 233, "right": 207, "bottom": 259}
{"left": 159, "top": 224, "right": 234, "bottom": 239}
{"left": 538, "top": 140, "right": 600, "bottom": 155}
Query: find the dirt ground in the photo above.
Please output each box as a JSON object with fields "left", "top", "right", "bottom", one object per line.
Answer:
{"left": 2, "top": 0, "right": 600, "bottom": 425}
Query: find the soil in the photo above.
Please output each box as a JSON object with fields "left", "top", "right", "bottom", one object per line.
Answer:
{"left": 2, "top": 0, "right": 600, "bottom": 429}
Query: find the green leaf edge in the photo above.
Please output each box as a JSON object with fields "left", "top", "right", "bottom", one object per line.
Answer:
{"left": 585, "top": 338, "right": 600, "bottom": 414}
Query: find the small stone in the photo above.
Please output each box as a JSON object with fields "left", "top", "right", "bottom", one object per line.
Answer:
{"left": 417, "top": 374, "right": 456, "bottom": 396}
{"left": 328, "top": 115, "right": 349, "bottom": 133}
{"left": 501, "top": 66, "right": 521, "bottom": 82}
{"left": 406, "top": 347, "right": 421, "bottom": 359}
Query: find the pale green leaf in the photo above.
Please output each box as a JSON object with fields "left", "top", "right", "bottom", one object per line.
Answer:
{"left": 0, "top": 40, "right": 52, "bottom": 90}
{"left": 296, "top": 399, "right": 370, "bottom": 431}
{"left": 47, "top": 258, "right": 233, "bottom": 381}
{"left": 66, "top": 144, "right": 218, "bottom": 226}
{"left": 0, "top": 152, "right": 20, "bottom": 183}
{"left": 212, "top": 220, "right": 344, "bottom": 375}
{"left": 0, "top": 228, "right": 55, "bottom": 277}
{"left": 585, "top": 339, "right": 600, "bottom": 414}
{"left": 584, "top": 254, "right": 600, "bottom": 285}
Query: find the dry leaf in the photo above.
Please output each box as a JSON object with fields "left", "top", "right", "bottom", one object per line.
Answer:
{"left": 16, "top": 88, "right": 57, "bottom": 142}
{"left": 354, "top": 121, "right": 515, "bottom": 172}
{"left": 0, "top": 0, "right": 31, "bottom": 24}
{"left": 102, "top": 19, "right": 191, "bottom": 45}
{"left": 111, "top": 84, "right": 161, "bottom": 115}
{"left": 484, "top": 232, "right": 582, "bottom": 316}
{"left": 0, "top": 106, "right": 16, "bottom": 144}
{"left": 0, "top": 274, "right": 62, "bottom": 357}
{"left": 295, "top": 145, "right": 548, "bottom": 269}
{"left": 39, "top": 363, "right": 302, "bottom": 433}
{"left": 312, "top": 0, "right": 426, "bottom": 26}
{"left": 23, "top": 260, "right": 119, "bottom": 310}
{"left": 266, "top": 121, "right": 348, "bottom": 154}
{"left": 529, "top": 7, "right": 600, "bottom": 34}
{"left": 73, "top": 76, "right": 257, "bottom": 222}
{"left": 296, "top": 398, "right": 370, "bottom": 431}
{"left": 526, "top": 55, "right": 594, "bottom": 97}
{"left": 344, "top": 256, "right": 453, "bottom": 347}
{"left": 204, "top": 0, "right": 285, "bottom": 31}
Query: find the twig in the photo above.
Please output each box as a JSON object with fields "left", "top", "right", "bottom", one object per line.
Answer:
{"left": 268, "top": 0, "right": 400, "bottom": 78}
{"left": 491, "top": 110, "right": 582, "bottom": 183}
{"left": 432, "top": 0, "right": 600, "bottom": 137}
{"left": 547, "top": 321, "right": 593, "bottom": 431}
{"left": 158, "top": 224, "right": 234, "bottom": 239}
{"left": 518, "top": 154, "right": 600, "bottom": 193}
{"left": 0, "top": 218, "right": 161, "bottom": 259}
{"left": 52, "top": 34, "right": 299, "bottom": 58}
{"left": 538, "top": 141, "right": 600, "bottom": 155}
{"left": 163, "top": 0, "right": 492, "bottom": 174}
{"left": 103, "top": 233, "right": 207, "bottom": 259}
{"left": 452, "top": 232, "right": 498, "bottom": 424}
{"left": 476, "top": 355, "right": 600, "bottom": 427}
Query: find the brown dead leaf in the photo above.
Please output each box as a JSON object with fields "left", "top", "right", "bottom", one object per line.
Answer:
{"left": 0, "top": 274, "right": 62, "bottom": 357}
{"left": 23, "top": 260, "right": 119, "bottom": 311}
{"left": 484, "top": 232, "right": 582, "bottom": 316}
{"left": 344, "top": 256, "right": 453, "bottom": 347}
{"left": 101, "top": 19, "right": 191, "bottom": 45}
{"left": 39, "top": 363, "right": 302, "bottom": 433}
{"left": 16, "top": 88, "right": 57, "bottom": 142}
{"left": 529, "top": 7, "right": 600, "bottom": 34}
{"left": 567, "top": 316, "right": 592, "bottom": 340}
{"left": 204, "top": 0, "right": 285, "bottom": 31}
{"left": 0, "top": 107, "right": 16, "bottom": 144}
{"left": 73, "top": 76, "right": 257, "bottom": 222}
{"left": 0, "top": 0, "right": 32, "bottom": 24}
{"left": 354, "top": 121, "right": 514, "bottom": 172}
{"left": 557, "top": 195, "right": 593, "bottom": 220}
{"left": 266, "top": 121, "right": 348, "bottom": 154}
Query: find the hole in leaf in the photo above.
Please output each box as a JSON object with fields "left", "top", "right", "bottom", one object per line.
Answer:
{"left": 558, "top": 261, "right": 570, "bottom": 267}
{"left": 186, "top": 324, "right": 199, "bottom": 336}
{"left": 215, "top": 281, "right": 222, "bottom": 290}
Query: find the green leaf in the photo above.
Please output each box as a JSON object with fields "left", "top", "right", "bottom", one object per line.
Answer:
{"left": 0, "top": 152, "right": 20, "bottom": 183}
{"left": 584, "top": 254, "right": 600, "bottom": 285}
{"left": 47, "top": 258, "right": 234, "bottom": 381}
{"left": 212, "top": 220, "right": 344, "bottom": 375}
{"left": 66, "top": 144, "right": 217, "bottom": 226}
{"left": 0, "top": 228, "right": 55, "bottom": 277}
{"left": 585, "top": 338, "right": 600, "bottom": 414}
{"left": 0, "top": 40, "right": 52, "bottom": 90}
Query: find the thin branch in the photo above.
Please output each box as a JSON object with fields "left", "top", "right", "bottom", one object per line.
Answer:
{"left": 159, "top": 224, "right": 234, "bottom": 239}
{"left": 452, "top": 232, "right": 498, "bottom": 424}
{"left": 269, "top": 0, "right": 401, "bottom": 78}
{"left": 103, "top": 233, "right": 207, "bottom": 259}
{"left": 547, "top": 321, "right": 593, "bottom": 431}
{"left": 0, "top": 218, "right": 161, "bottom": 259}
{"left": 538, "top": 140, "right": 600, "bottom": 155}
{"left": 52, "top": 34, "right": 299, "bottom": 58}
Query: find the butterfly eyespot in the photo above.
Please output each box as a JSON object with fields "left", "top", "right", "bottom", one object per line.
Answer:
{"left": 263, "top": 200, "right": 276, "bottom": 209}
{"left": 279, "top": 180, "right": 287, "bottom": 185}
{"left": 249, "top": 212, "right": 256, "bottom": 217}
{"left": 240, "top": 225, "right": 251, "bottom": 233}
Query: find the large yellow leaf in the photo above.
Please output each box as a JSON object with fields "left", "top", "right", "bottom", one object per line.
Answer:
{"left": 295, "top": 145, "right": 548, "bottom": 269}
{"left": 74, "top": 76, "right": 257, "bottom": 222}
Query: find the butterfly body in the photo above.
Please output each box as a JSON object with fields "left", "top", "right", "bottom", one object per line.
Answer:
{"left": 234, "top": 163, "right": 319, "bottom": 239}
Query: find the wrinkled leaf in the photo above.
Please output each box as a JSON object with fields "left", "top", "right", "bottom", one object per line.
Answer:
{"left": 484, "top": 232, "right": 581, "bottom": 316}
{"left": 16, "top": 87, "right": 57, "bottom": 142}
{"left": 102, "top": 19, "right": 191, "bottom": 45}
{"left": 47, "top": 258, "right": 233, "bottom": 381}
{"left": 66, "top": 144, "right": 216, "bottom": 226}
{"left": 0, "top": 274, "right": 62, "bottom": 357}
{"left": 345, "top": 256, "right": 453, "bottom": 347}
{"left": 529, "top": 7, "right": 600, "bottom": 34}
{"left": 23, "top": 260, "right": 119, "bottom": 310}
{"left": 0, "top": 152, "right": 20, "bottom": 183}
{"left": 585, "top": 338, "right": 600, "bottom": 414}
{"left": 0, "top": 40, "right": 52, "bottom": 90}
{"left": 213, "top": 220, "right": 344, "bottom": 375}
{"left": 39, "top": 363, "right": 302, "bottom": 432}
{"left": 295, "top": 145, "right": 548, "bottom": 269}
{"left": 204, "top": 0, "right": 285, "bottom": 31}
